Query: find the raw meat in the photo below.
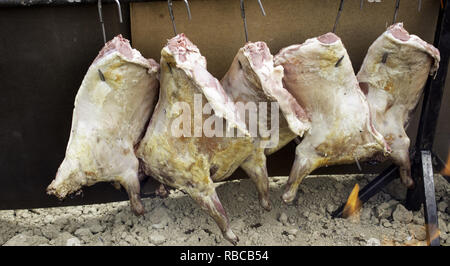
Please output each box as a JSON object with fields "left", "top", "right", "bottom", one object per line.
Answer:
{"left": 47, "top": 35, "right": 160, "bottom": 215}
{"left": 357, "top": 23, "right": 440, "bottom": 187}
{"left": 221, "top": 41, "right": 310, "bottom": 209}
{"left": 221, "top": 41, "right": 310, "bottom": 152}
{"left": 274, "top": 33, "right": 389, "bottom": 203}
{"left": 137, "top": 34, "right": 264, "bottom": 245}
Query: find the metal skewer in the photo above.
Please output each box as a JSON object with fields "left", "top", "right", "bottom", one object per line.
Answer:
{"left": 98, "top": 0, "right": 106, "bottom": 44}
{"left": 240, "top": 0, "right": 248, "bottom": 42}
{"left": 239, "top": 0, "right": 267, "bottom": 43}
{"left": 333, "top": 0, "right": 345, "bottom": 34}
{"left": 168, "top": 0, "right": 177, "bottom": 35}
{"left": 393, "top": 0, "right": 400, "bottom": 24}
{"left": 97, "top": 0, "right": 123, "bottom": 44}
{"left": 114, "top": 0, "right": 123, "bottom": 23}
{"left": 257, "top": 0, "right": 266, "bottom": 16}
{"left": 183, "top": 0, "right": 192, "bottom": 20}
{"left": 168, "top": 0, "right": 192, "bottom": 36}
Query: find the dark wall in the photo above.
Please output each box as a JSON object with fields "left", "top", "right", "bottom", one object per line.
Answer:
{"left": 0, "top": 4, "right": 135, "bottom": 210}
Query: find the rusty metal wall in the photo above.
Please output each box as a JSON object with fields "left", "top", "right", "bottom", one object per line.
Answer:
{"left": 0, "top": 0, "right": 448, "bottom": 211}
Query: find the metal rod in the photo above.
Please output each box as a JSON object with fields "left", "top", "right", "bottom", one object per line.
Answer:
{"left": 114, "top": 0, "right": 123, "bottom": 23}
{"left": 167, "top": 0, "right": 177, "bottom": 35}
{"left": 421, "top": 151, "right": 440, "bottom": 246}
{"left": 98, "top": 69, "right": 106, "bottom": 81}
{"left": 381, "top": 52, "right": 389, "bottom": 64}
{"left": 333, "top": 0, "right": 345, "bottom": 34}
{"left": 418, "top": 0, "right": 422, "bottom": 12}
{"left": 414, "top": 0, "right": 448, "bottom": 152}
{"left": 240, "top": 0, "right": 248, "bottom": 43}
{"left": 183, "top": 0, "right": 192, "bottom": 20}
{"left": 239, "top": 0, "right": 266, "bottom": 43}
{"left": 360, "top": 0, "right": 364, "bottom": 10}
{"left": 332, "top": 164, "right": 398, "bottom": 218}
{"left": 407, "top": 0, "right": 448, "bottom": 211}
{"left": 257, "top": 0, "right": 266, "bottom": 16}
{"left": 392, "top": 0, "right": 400, "bottom": 24}
{"left": 98, "top": 0, "right": 106, "bottom": 44}
{"left": 0, "top": 0, "right": 151, "bottom": 7}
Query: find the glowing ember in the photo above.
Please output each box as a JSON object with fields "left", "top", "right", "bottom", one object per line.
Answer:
{"left": 342, "top": 183, "right": 362, "bottom": 220}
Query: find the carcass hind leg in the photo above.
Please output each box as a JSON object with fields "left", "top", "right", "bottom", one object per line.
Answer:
{"left": 121, "top": 169, "right": 145, "bottom": 216}
{"left": 282, "top": 145, "right": 319, "bottom": 204}
{"left": 188, "top": 188, "right": 238, "bottom": 245}
{"left": 390, "top": 136, "right": 414, "bottom": 188}
{"left": 240, "top": 151, "right": 271, "bottom": 211}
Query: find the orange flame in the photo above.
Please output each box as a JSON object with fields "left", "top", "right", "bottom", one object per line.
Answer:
{"left": 343, "top": 184, "right": 362, "bottom": 220}
{"left": 441, "top": 148, "right": 450, "bottom": 176}
{"left": 426, "top": 224, "right": 441, "bottom": 246}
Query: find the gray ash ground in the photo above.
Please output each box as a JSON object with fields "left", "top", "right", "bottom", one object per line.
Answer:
{"left": 1, "top": 174, "right": 449, "bottom": 246}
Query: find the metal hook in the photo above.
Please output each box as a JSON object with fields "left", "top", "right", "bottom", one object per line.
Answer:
{"left": 97, "top": 0, "right": 123, "bottom": 44}
{"left": 240, "top": 0, "right": 267, "bottom": 43}
{"left": 168, "top": 0, "right": 177, "bottom": 35}
{"left": 257, "top": 0, "right": 266, "bottom": 16}
{"left": 114, "top": 0, "right": 123, "bottom": 23}
{"left": 240, "top": 0, "right": 248, "bottom": 42}
{"left": 183, "top": 0, "right": 192, "bottom": 20}
{"left": 333, "top": 0, "right": 345, "bottom": 34}
{"left": 392, "top": 0, "right": 400, "bottom": 24}
{"left": 168, "top": 0, "right": 192, "bottom": 36}
{"left": 98, "top": 0, "right": 106, "bottom": 44}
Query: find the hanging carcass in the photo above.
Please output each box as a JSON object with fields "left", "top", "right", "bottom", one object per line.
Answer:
{"left": 220, "top": 41, "right": 310, "bottom": 209}
{"left": 137, "top": 34, "right": 275, "bottom": 245}
{"left": 47, "top": 35, "right": 160, "bottom": 215}
{"left": 274, "top": 33, "right": 390, "bottom": 203}
{"left": 357, "top": 23, "right": 440, "bottom": 188}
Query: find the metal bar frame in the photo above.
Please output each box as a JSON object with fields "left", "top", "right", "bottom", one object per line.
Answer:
{"left": 0, "top": 0, "right": 155, "bottom": 7}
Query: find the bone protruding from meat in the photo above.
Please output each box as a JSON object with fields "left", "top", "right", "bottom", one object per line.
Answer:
{"left": 137, "top": 34, "right": 258, "bottom": 245}
{"left": 47, "top": 35, "right": 160, "bottom": 215}
{"left": 357, "top": 23, "right": 440, "bottom": 188}
{"left": 275, "top": 32, "right": 388, "bottom": 203}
